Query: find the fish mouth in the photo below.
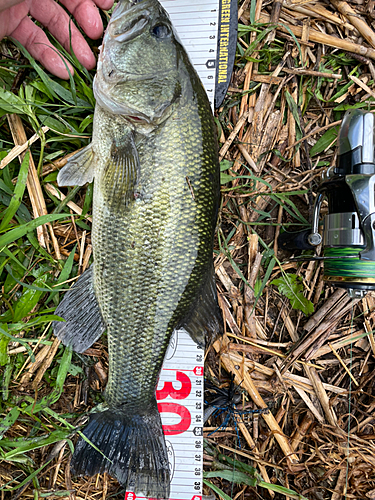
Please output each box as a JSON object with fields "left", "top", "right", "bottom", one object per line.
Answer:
{"left": 109, "top": 0, "right": 163, "bottom": 43}
{"left": 110, "top": 16, "right": 148, "bottom": 43}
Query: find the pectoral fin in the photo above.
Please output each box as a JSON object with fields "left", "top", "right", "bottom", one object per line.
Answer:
{"left": 180, "top": 266, "right": 223, "bottom": 348}
{"left": 57, "top": 144, "right": 95, "bottom": 187}
{"left": 102, "top": 131, "right": 140, "bottom": 208}
{"left": 53, "top": 266, "right": 106, "bottom": 353}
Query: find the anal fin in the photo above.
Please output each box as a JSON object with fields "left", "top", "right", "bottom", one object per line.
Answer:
{"left": 53, "top": 266, "right": 106, "bottom": 353}
{"left": 180, "top": 266, "right": 223, "bottom": 348}
{"left": 57, "top": 144, "right": 95, "bottom": 187}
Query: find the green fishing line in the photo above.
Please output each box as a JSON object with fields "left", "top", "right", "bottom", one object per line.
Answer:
{"left": 324, "top": 247, "right": 375, "bottom": 281}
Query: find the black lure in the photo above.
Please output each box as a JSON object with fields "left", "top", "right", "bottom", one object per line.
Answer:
{"left": 204, "top": 375, "right": 269, "bottom": 448}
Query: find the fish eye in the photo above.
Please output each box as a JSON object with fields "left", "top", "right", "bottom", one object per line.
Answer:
{"left": 151, "top": 24, "right": 171, "bottom": 39}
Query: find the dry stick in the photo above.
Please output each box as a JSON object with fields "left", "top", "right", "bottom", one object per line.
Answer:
{"left": 350, "top": 74, "right": 375, "bottom": 99}
{"left": 283, "top": 370, "right": 345, "bottom": 395}
{"left": 287, "top": 120, "right": 342, "bottom": 151}
{"left": 238, "top": 0, "right": 251, "bottom": 20}
{"left": 32, "top": 337, "right": 61, "bottom": 390}
{"left": 258, "top": 13, "right": 375, "bottom": 59}
{"left": 330, "top": 0, "right": 375, "bottom": 48}
{"left": 332, "top": 467, "right": 348, "bottom": 500}
{"left": 237, "top": 143, "right": 260, "bottom": 172}
{"left": 305, "top": 299, "right": 360, "bottom": 360}
{"left": 304, "top": 288, "right": 347, "bottom": 332}
{"left": 248, "top": 147, "right": 290, "bottom": 223}
{"left": 287, "top": 293, "right": 352, "bottom": 362}
{"left": 217, "top": 443, "right": 283, "bottom": 469}
{"left": 280, "top": 302, "right": 300, "bottom": 343}
{"left": 328, "top": 342, "right": 359, "bottom": 386}
{"left": 306, "top": 262, "right": 323, "bottom": 303}
{"left": 44, "top": 183, "right": 92, "bottom": 222}
{"left": 284, "top": 324, "right": 336, "bottom": 372}
{"left": 257, "top": 108, "right": 283, "bottom": 172}
{"left": 79, "top": 230, "right": 86, "bottom": 270}
{"left": 219, "top": 110, "right": 250, "bottom": 160}
{"left": 363, "top": 296, "right": 375, "bottom": 356}
{"left": 262, "top": 73, "right": 291, "bottom": 130}
{"left": 65, "top": 459, "right": 76, "bottom": 500}
{"left": 219, "top": 295, "right": 242, "bottom": 337}
{"left": 247, "top": 84, "right": 270, "bottom": 166}
{"left": 239, "top": 0, "right": 263, "bottom": 117}
{"left": 0, "top": 126, "right": 49, "bottom": 169}
{"left": 282, "top": 67, "right": 341, "bottom": 79}
{"left": 231, "top": 122, "right": 255, "bottom": 173}
{"left": 249, "top": 52, "right": 287, "bottom": 169}
{"left": 82, "top": 244, "right": 93, "bottom": 272}
{"left": 305, "top": 365, "right": 337, "bottom": 426}
{"left": 226, "top": 335, "right": 322, "bottom": 369}
{"left": 213, "top": 336, "right": 299, "bottom": 464}
{"left": 301, "top": 16, "right": 310, "bottom": 67}
{"left": 52, "top": 443, "right": 67, "bottom": 487}
{"left": 216, "top": 264, "right": 237, "bottom": 293}
{"left": 20, "top": 344, "right": 51, "bottom": 384}
{"left": 314, "top": 328, "right": 366, "bottom": 358}
{"left": 102, "top": 473, "right": 108, "bottom": 500}
{"left": 287, "top": 69, "right": 300, "bottom": 168}
{"left": 226, "top": 348, "right": 345, "bottom": 394}
{"left": 244, "top": 252, "right": 263, "bottom": 338}
{"left": 235, "top": 71, "right": 287, "bottom": 175}
{"left": 234, "top": 415, "right": 273, "bottom": 489}
{"left": 7, "top": 114, "right": 47, "bottom": 248}
{"left": 251, "top": 73, "right": 283, "bottom": 84}
{"left": 363, "top": 318, "right": 375, "bottom": 357}
{"left": 7, "top": 116, "right": 62, "bottom": 259}
{"left": 284, "top": 1, "right": 353, "bottom": 28}
{"left": 266, "top": 0, "right": 284, "bottom": 44}
{"left": 290, "top": 411, "right": 314, "bottom": 451}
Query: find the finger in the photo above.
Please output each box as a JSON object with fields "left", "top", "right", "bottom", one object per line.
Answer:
{"left": 57, "top": 0, "right": 104, "bottom": 40}
{"left": 0, "top": 0, "right": 24, "bottom": 13}
{"left": 10, "top": 16, "right": 75, "bottom": 79}
{"left": 29, "top": 0, "right": 96, "bottom": 69}
{"left": 92, "top": 0, "right": 114, "bottom": 10}
{"left": 0, "top": 1, "right": 28, "bottom": 40}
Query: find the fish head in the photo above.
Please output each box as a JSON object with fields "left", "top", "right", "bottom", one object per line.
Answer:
{"left": 94, "top": 0, "right": 184, "bottom": 125}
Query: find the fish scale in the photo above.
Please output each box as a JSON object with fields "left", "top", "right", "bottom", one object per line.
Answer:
{"left": 92, "top": 103, "right": 213, "bottom": 406}
{"left": 53, "top": 0, "right": 222, "bottom": 497}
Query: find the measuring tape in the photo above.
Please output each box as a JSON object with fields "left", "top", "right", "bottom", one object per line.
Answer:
{"left": 160, "top": 0, "right": 237, "bottom": 109}
{"left": 125, "top": 2, "right": 237, "bottom": 497}
{"left": 126, "top": 329, "right": 204, "bottom": 500}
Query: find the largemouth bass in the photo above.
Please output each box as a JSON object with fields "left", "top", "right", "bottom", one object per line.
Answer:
{"left": 53, "top": 0, "right": 222, "bottom": 497}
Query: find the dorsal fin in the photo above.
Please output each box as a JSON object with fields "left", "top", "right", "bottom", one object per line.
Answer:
{"left": 180, "top": 266, "right": 223, "bottom": 348}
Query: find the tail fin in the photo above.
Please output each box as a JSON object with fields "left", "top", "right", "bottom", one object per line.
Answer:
{"left": 71, "top": 401, "right": 170, "bottom": 499}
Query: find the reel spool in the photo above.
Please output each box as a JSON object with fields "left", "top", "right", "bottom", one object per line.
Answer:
{"left": 281, "top": 109, "right": 375, "bottom": 298}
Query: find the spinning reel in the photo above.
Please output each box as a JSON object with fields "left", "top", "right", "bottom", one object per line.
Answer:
{"left": 279, "top": 109, "right": 375, "bottom": 298}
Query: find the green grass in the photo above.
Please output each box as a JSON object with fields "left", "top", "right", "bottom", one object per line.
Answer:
{"left": 0, "top": 35, "right": 105, "bottom": 497}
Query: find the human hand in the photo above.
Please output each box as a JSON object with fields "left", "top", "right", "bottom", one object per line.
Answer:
{"left": 0, "top": 0, "right": 114, "bottom": 79}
